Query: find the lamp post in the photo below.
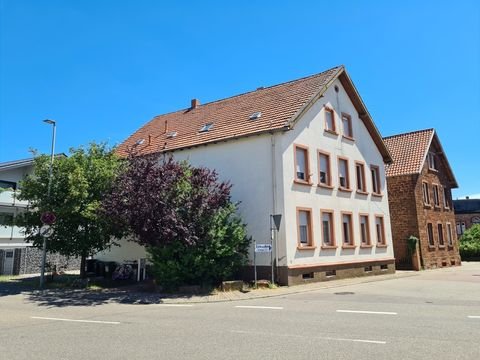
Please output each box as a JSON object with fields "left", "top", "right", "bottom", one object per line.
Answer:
{"left": 39, "top": 119, "right": 56, "bottom": 289}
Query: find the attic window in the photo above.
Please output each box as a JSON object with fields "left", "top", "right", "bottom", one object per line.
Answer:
{"left": 427, "top": 152, "right": 437, "bottom": 170}
{"left": 249, "top": 112, "right": 262, "bottom": 120}
{"left": 166, "top": 131, "right": 177, "bottom": 139}
{"left": 135, "top": 138, "right": 145, "bottom": 145}
{"left": 199, "top": 122, "right": 214, "bottom": 133}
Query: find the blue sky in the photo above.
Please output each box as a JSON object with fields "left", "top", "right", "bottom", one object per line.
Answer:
{"left": 1, "top": 0, "right": 479, "bottom": 198}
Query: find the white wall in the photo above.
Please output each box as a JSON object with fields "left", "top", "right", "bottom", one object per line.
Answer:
{"left": 279, "top": 78, "right": 394, "bottom": 267}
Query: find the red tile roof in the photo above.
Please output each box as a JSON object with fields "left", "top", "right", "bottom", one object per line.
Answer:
{"left": 383, "top": 129, "right": 434, "bottom": 177}
{"left": 117, "top": 66, "right": 392, "bottom": 163}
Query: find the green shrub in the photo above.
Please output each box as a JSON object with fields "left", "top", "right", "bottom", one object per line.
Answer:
{"left": 459, "top": 224, "right": 480, "bottom": 259}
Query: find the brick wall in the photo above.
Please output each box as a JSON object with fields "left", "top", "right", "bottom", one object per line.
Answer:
{"left": 386, "top": 174, "right": 420, "bottom": 269}
{"left": 412, "top": 159, "right": 461, "bottom": 269}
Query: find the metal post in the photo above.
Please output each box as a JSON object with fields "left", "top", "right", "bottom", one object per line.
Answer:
{"left": 270, "top": 215, "right": 274, "bottom": 285}
{"left": 40, "top": 120, "right": 56, "bottom": 289}
{"left": 253, "top": 239, "right": 257, "bottom": 288}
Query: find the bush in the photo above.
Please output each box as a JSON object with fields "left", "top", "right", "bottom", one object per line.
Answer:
{"left": 147, "top": 203, "right": 250, "bottom": 290}
{"left": 459, "top": 224, "right": 480, "bottom": 259}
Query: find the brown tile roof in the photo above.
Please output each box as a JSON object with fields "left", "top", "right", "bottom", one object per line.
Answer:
{"left": 117, "top": 66, "right": 392, "bottom": 163}
{"left": 383, "top": 129, "right": 434, "bottom": 177}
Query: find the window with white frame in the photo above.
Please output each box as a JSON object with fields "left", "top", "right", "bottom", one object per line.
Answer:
{"left": 427, "top": 223, "right": 435, "bottom": 246}
{"left": 371, "top": 165, "right": 381, "bottom": 195}
{"left": 342, "top": 213, "right": 354, "bottom": 245}
{"left": 321, "top": 211, "right": 334, "bottom": 246}
{"left": 297, "top": 209, "right": 313, "bottom": 247}
{"left": 324, "top": 107, "right": 336, "bottom": 133}
{"left": 422, "top": 182, "right": 430, "bottom": 205}
{"left": 433, "top": 185, "right": 440, "bottom": 207}
{"left": 338, "top": 158, "right": 350, "bottom": 190}
{"left": 375, "top": 216, "right": 386, "bottom": 245}
{"left": 356, "top": 163, "right": 366, "bottom": 192}
{"left": 438, "top": 223, "right": 445, "bottom": 246}
{"left": 341, "top": 113, "right": 353, "bottom": 138}
{"left": 318, "top": 152, "right": 331, "bottom": 186}
{"left": 443, "top": 187, "right": 450, "bottom": 209}
{"left": 360, "top": 215, "right": 370, "bottom": 245}
{"left": 446, "top": 223, "right": 453, "bottom": 246}
{"left": 427, "top": 152, "right": 437, "bottom": 170}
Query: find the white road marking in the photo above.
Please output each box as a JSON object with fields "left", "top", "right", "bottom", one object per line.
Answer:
{"left": 230, "top": 330, "right": 385, "bottom": 344}
{"left": 336, "top": 310, "right": 397, "bottom": 315}
{"left": 235, "top": 305, "right": 283, "bottom": 310}
{"left": 156, "top": 304, "right": 194, "bottom": 307}
{"left": 467, "top": 315, "right": 480, "bottom": 319}
{"left": 31, "top": 316, "right": 120, "bottom": 324}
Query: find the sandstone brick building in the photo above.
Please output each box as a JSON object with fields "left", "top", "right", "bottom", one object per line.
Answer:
{"left": 383, "top": 129, "right": 461, "bottom": 270}
{"left": 453, "top": 198, "right": 480, "bottom": 236}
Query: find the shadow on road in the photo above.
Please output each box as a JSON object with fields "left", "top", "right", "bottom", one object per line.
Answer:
{"left": 0, "top": 277, "right": 200, "bottom": 307}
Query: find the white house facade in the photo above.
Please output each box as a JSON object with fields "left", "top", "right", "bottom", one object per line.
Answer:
{"left": 97, "top": 66, "right": 395, "bottom": 285}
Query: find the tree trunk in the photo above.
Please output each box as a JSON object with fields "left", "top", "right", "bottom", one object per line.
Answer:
{"left": 80, "top": 254, "right": 87, "bottom": 279}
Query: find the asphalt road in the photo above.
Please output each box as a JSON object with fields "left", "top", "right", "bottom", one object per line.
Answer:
{"left": 1, "top": 263, "right": 479, "bottom": 360}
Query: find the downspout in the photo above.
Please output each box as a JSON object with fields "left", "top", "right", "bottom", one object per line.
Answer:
{"left": 271, "top": 133, "right": 278, "bottom": 282}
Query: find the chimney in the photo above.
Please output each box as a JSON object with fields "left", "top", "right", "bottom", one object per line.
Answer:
{"left": 164, "top": 120, "right": 168, "bottom": 134}
{"left": 191, "top": 98, "right": 200, "bottom": 109}
{"left": 466, "top": 196, "right": 470, "bottom": 200}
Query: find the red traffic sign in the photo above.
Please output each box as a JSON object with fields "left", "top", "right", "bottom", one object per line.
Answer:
{"left": 40, "top": 211, "right": 56, "bottom": 225}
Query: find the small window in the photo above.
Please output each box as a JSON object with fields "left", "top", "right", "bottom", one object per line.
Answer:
{"left": 422, "top": 182, "right": 431, "bottom": 205}
{"left": 318, "top": 151, "right": 331, "bottom": 186}
{"left": 364, "top": 266, "right": 373, "bottom": 272}
{"left": 342, "top": 213, "right": 354, "bottom": 246}
{"left": 0, "top": 180, "right": 17, "bottom": 190}
{"left": 371, "top": 165, "right": 381, "bottom": 195}
{"left": 355, "top": 162, "right": 367, "bottom": 192}
{"left": 5, "top": 251, "right": 13, "bottom": 258}
{"left": 199, "top": 122, "right": 214, "bottom": 133}
{"left": 360, "top": 215, "right": 370, "bottom": 245}
{"left": 433, "top": 185, "right": 440, "bottom": 206}
{"left": 297, "top": 208, "right": 313, "bottom": 247}
{"left": 249, "top": 112, "right": 262, "bottom": 120}
{"left": 456, "top": 222, "right": 464, "bottom": 235}
{"left": 438, "top": 223, "right": 445, "bottom": 246}
{"left": 294, "top": 145, "right": 310, "bottom": 183}
{"left": 446, "top": 223, "right": 453, "bottom": 246}
{"left": 324, "top": 107, "right": 336, "bottom": 133}
{"left": 443, "top": 187, "right": 450, "bottom": 209}
{"left": 375, "top": 216, "right": 386, "bottom": 246}
{"left": 166, "top": 131, "right": 177, "bottom": 138}
{"left": 321, "top": 210, "right": 335, "bottom": 246}
{"left": 341, "top": 113, "right": 353, "bottom": 138}
{"left": 338, "top": 158, "right": 350, "bottom": 190}
{"left": 428, "top": 152, "right": 437, "bottom": 170}
{"left": 427, "top": 223, "right": 434, "bottom": 246}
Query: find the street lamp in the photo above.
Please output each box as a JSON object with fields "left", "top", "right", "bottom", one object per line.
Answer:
{"left": 39, "top": 119, "right": 56, "bottom": 289}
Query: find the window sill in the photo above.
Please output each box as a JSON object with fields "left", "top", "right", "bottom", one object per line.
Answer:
{"left": 423, "top": 204, "right": 432, "bottom": 209}
{"left": 318, "top": 183, "right": 334, "bottom": 189}
{"left": 321, "top": 245, "right": 337, "bottom": 249}
{"left": 376, "top": 244, "right": 388, "bottom": 248}
{"left": 438, "top": 245, "right": 446, "bottom": 249}
{"left": 371, "top": 192, "right": 383, "bottom": 198}
{"left": 444, "top": 207, "right": 450, "bottom": 211}
{"left": 448, "top": 244, "right": 454, "bottom": 249}
{"left": 324, "top": 130, "right": 338, "bottom": 136}
{"left": 294, "top": 179, "right": 313, "bottom": 186}
{"left": 342, "top": 135, "right": 355, "bottom": 142}
{"left": 342, "top": 244, "right": 356, "bottom": 249}
{"left": 356, "top": 190, "right": 369, "bottom": 196}
{"left": 428, "top": 245, "right": 436, "bottom": 250}
{"left": 360, "top": 244, "right": 373, "bottom": 248}
{"left": 428, "top": 167, "right": 439, "bottom": 173}
{"left": 338, "top": 187, "right": 353, "bottom": 193}
{"left": 297, "top": 245, "right": 316, "bottom": 251}
{"left": 434, "top": 205, "right": 441, "bottom": 209}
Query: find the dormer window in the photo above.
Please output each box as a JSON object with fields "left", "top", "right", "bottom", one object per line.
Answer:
{"left": 199, "top": 122, "right": 214, "bottom": 133}
{"left": 427, "top": 152, "right": 437, "bottom": 170}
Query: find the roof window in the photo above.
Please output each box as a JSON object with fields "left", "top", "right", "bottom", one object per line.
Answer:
{"left": 166, "top": 131, "right": 177, "bottom": 139}
{"left": 249, "top": 112, "right": 262, "bottom": 120}
{"left": 199, "top": 122, "right": 214, "bottom": 133}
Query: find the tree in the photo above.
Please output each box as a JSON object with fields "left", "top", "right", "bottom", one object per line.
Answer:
{"left": 15, "top": 143, "right": 123, "bottom": 277}
{"left": 102, "top": 154, "right": 251, "bottom": 289}
{"left": 459, "top": 224, "right": 480, "bottom": 259}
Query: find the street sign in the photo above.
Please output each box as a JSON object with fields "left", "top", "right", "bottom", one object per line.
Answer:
{"left": 40, "top": 211, "right": 56, "bottom": 225}
{"left": 272, "top": 214, "right": 282, "bottom": 231}
{"left": 39, "top": 225, "right": 53, "bottom": 238}
{"left": 255, "top": 244, "right": 272, "bottom": 253}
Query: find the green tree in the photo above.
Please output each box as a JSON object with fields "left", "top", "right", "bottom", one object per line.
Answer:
{"left": 459, "top": 224, "right": 480, "bottom": 259}
{"left": 15, "top": 143, "right": 123, "bottom": 277}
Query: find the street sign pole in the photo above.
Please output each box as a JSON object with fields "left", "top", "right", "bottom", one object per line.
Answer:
{"left": 270, "top": 215, "right": 274, "bottom": 285}
{"left": 253, "top": 238, "right": 257, "bottom": 288}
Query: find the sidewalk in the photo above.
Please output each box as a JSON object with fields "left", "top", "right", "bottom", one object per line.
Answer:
{"left": 150, "top": 271, "right": 418, "bottom": 304}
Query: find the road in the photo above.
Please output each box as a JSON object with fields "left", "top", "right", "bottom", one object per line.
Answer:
{"left": 1, "top": 263, "right": 479, "bottom": 360}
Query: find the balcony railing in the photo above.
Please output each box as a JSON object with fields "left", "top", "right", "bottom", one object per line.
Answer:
{"left": 0, "top": 190, "right": 29, "bottom": 207}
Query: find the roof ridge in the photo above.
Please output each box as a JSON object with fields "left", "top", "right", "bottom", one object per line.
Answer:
{"left": 383, "top": 128, "right": 434, "bottom": 140}
{"left": 149, "top": 65, "right": 343, "bottom": 120}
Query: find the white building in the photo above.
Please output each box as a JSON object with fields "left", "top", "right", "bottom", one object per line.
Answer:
{"left": 0, "top": 157, "right": 79, "bottom": 275}
{"left": 98, "top": 66, "right": 395, "bottom": 285}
